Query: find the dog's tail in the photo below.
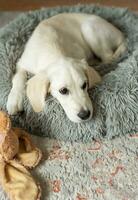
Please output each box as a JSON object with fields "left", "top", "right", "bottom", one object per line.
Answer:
{"left": 112, "top": 41, "right": 126, "bottom": 61}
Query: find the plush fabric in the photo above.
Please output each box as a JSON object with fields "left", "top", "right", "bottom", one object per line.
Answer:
{"left": 0, "top": 5, "right": 138, "bottom": 142}
{"left": 0, "top": 111, "right": 42, "bottom": 200}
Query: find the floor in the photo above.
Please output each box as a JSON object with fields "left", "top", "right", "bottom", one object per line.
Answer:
{"left": 0, "top": 0, "right": 138, "bottom": 11}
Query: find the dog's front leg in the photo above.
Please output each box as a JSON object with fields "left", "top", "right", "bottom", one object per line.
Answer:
{"left": 7, "top": 67, "right": 27, "bottom": 115}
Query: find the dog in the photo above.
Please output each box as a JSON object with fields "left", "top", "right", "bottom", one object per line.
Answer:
{"left": 6, "top": 13, "right": 126, "bottom": 123}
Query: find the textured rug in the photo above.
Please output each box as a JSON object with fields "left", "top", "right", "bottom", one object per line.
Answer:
{"left": 0, "top": 134, "right": 138, "bottom": 200}
{"left": 0, "top": 5, "right": 138, "bottom": 142}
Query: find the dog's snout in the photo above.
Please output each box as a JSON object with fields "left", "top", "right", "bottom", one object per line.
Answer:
{"left": 77, "top": 109, "right": 90, "bottom": 120}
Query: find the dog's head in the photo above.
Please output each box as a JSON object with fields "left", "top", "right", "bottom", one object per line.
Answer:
{"left": 26, "top": 58, "right": 101, "bottom": 123}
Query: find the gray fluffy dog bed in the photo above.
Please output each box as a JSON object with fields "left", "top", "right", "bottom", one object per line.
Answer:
{"left": 0, "top": 5, "right": 138, "bottom": 142}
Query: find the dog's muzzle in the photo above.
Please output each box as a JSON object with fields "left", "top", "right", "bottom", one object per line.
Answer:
{"left": 77, "top": 109, "right": 90, "bottom": 120}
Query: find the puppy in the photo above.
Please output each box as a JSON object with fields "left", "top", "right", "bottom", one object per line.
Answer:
{"left": 7, "top": 13, "right": 126, "bottom": 123}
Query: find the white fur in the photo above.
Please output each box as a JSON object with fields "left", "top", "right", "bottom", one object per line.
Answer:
{"left": 7, "top": 13, "right": 126, "bottom": 123}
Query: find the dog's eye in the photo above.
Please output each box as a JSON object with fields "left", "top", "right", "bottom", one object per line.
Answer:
{"left": 81, "top": 82, "right": 87, "bottom": 90}
{"left": 59, "top": 87, "right": 69, "bottom": 95}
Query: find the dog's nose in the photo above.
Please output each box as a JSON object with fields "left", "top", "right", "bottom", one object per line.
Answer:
{"left": 77, "top": 109, "right": 90, "bottom": 120}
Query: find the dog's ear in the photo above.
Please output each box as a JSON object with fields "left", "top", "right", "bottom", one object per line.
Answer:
{"left": 26, "top": 73, "right": 50, "bottom": 112}
{"left": 85, "top": 66, "right": 101, "bottom": 88}
{"left": 81, "top": 59, "right": 101, "bottom": 88}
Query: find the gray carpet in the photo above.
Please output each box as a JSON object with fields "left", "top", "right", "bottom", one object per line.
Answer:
{"left": 0, "top": 5, "right": 138, "bottom": 142}
{"left": 0, "top": 12, "right": 20, "bottom": 27}
{"left": 0, "top": 133, "right": 138, "bottom": 200}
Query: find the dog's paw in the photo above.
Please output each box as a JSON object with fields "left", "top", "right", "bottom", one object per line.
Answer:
{"left": 6, "top": 89, "right": 24, "bottom": 115}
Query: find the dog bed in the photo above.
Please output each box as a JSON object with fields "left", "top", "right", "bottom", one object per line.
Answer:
{"left": 0, "top": 5, "right": 138, "bottom": 142}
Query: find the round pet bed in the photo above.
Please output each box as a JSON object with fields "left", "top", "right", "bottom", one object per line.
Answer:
{"left": 0, "top": 5, "right": 138, "bottom": 142}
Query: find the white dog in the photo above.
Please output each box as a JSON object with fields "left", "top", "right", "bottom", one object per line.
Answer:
{"left": 7, "top": 13, "right": 126, "bottom": 123}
